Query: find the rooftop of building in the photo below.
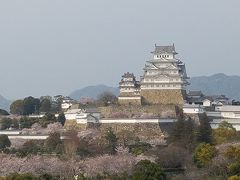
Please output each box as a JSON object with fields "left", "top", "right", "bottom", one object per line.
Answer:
{"left": 122, "top": 72, "right": 135, "bottom": 78}
{"left": 152, "top": 44, "right": 177, "bottom": 54}
{"left": 187, "top": 90, "right": 204, "bottom": 97}
{"left": 215, "top": 105, "right": 240, "bottom": 112}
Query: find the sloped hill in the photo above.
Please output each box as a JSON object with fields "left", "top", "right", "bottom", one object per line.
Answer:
{"left": 0, "top": 94, "right": 11, "bottom": 111}
{"left": 188, "top": 73, "right": 240, "bottom": 99}
{"left": 69, "top": 85, "right": 119, "bottom": 100}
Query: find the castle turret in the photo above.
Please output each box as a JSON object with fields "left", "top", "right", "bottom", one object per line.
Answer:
{"left": 118, "top": 72, "right": 141, "bottom": 105}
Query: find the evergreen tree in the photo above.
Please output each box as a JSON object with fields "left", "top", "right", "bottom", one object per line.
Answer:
{"left": 44, "top": 132, "right": 62, "bottom": 153}
{"left": 57, "top": 112, "right": 66, "bottom": 126}
{"left": 39, "top": 98, "right": 51, "bottom": 113}
{"left": 105, "top": 128, "right": 118, "bottom": 154}
{"left": 0, "top": 134, "right": 11, "bottom": 149}
{"left": 169, "top": 116, "right": 197, "bottom": 150}
{"left": 169, "top": 117, "right": 185, "bottom": 142}
{"left": 197, "top": 113, "right": 212, "bottom": 144}
{"left": 183, "top": 117, "right": 197, "bottom": 150}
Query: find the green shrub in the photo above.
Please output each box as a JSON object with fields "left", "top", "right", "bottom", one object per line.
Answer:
{"left": 76, "top": 147, "right": 90, "bottom": 158}
{"left": 129, "top": 142, "right": 151, "bottom": 156}
{"left": 16, "top": 140, "right": 44, "bottom": 157}
{"left": 44, "top": 132, "right": 62, "bottom": 153}
{"left": 38, "top": 173, "right": 60, "bottom": 180}
{"left": 213, "top": 121, "right": 236, "bottom": 144}
{"left": 225, "top": 146, "right": 240, "bottom": 161}
{"left": 0, "top": 118, "right": 18, "bottom": 130}
{"left": 193, "top": 143, "right": 217, "bottom": 168}
{"left": 6, "top": 173, "right": 37, "bottom": 180}
{"left": 0, "top": 134, "right": 11, "bottom": 150}
{"left": 228, "top": 175, "right": 240, "bottom": 180}
{"left": 19, "top": 117, "right": 39, "bottom": 129}
{"left": 132, "top": 160, "right": 166, "bottom": 180}
{"left": 228, "top": 161, "right": 240, "bottom": 176}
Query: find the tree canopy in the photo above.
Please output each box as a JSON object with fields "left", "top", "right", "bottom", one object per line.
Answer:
{"left": 10, "top": 97, "right": 40, "bottom": 115}
{"left": 39, "top": 98, "right": 51, "bottom": 113}
{"left": 97, "top": 92, "right": 117, "bottom": 106}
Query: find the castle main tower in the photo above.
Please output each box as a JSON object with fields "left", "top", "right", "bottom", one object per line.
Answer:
{"left": 140, "top": 44, "right": 189, "bottom": 105}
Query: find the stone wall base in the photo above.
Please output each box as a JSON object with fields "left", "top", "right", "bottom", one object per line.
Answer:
{"left": 98, "top": 123, "right": 163, "bottom": 142}
{"left": 118, "top": 98, "right": 142, "bottom": 105}
{"left": 64, "top": 121, "right": 165, "bottom": 143}
{"left": 98, "top": 104, "right": 177, "bottom": 119}
{"left": 141, "top": 89, "right": 185, "bottom": 105}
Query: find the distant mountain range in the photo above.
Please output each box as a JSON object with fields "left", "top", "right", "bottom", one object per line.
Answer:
{"left": 0, "top": 95, "right": 11, "bottom": 112}
{"left": 69, "top": 74, "right": 240, "bottom": 101}
{"left": 69, "top": 84, "right": 120, "bottom": 100}
{"left": 188, "top": 73, "right": 240, "bottom": 100}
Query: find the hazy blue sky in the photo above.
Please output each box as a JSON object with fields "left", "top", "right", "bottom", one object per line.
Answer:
{"left": 0, "top": 0, "right": 240, "bottom": 99}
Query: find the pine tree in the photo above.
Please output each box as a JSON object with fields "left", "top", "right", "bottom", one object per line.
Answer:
{"left": 197, "top": 113, "right": 212, "bottom": 144}
{"left": 169, "top": 117, "right": 186, "bottom": 143}
{"left": 169, "top": 116, "right": 197, "bottom": 150}
{"left": 105, "top": 128, "right": 118, "bottom": 154}
{"left": 183, "top": 117, "right": 197, "bottom": 150}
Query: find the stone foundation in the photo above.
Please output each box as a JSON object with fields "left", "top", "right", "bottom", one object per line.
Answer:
{"left": 65, "top": 121, "right": 165, "bottom": 143}
{"left": 98, "top": 105, "right": 177, "bottom": 119}
{"left": 98, "top": 123, "right": 163, "bottom": 140}
{"left": 118, "top": 98, "right": 141, "bottom": 105}
{"left": 64, "top": 120, "right": 99, "bottom": 131}
{"left": 140, "top": 89, "right": 185, "bottom": 105}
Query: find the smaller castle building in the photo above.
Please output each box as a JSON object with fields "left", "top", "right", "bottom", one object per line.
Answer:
{"left": 118, "top": 72, "right": 141, "bottom": 105}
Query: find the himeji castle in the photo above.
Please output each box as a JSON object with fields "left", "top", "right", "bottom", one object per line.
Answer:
{"left": 118, "top": 44, "right": 189, "bottom": 105}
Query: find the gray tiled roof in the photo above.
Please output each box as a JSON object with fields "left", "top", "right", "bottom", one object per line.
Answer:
{"left": 153, "top": 44, "right": 177, "bottom": 54}
{"left": 122, "top": 72, "right": 135, "bottom": 78}
{"left": 188, "top": 90, "right": 203, "bottom": 97}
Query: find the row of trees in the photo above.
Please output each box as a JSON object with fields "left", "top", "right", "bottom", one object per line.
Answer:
{"left": 0, "top": 159, "right": 165, "bottom": 180}
{"left": 0, "top": 112, "right": 65, "bottom": 130}
{"left": 9, "top": 92, "right": 118, "bottom": 116}
{"left": 10, "top": 96, "right": 63, "bottom": 115}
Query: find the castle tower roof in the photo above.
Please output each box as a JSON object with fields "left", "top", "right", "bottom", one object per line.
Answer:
{"left": 152, "top": 44, "right": 177, "bottom": 54}
{"left": 122, "top": 72, "right": 135, "bottom": 78}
